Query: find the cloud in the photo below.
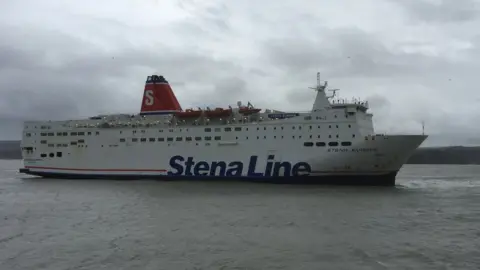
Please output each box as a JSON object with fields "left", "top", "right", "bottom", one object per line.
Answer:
{"left": 0, "top": 0, "right": 479, "bottom": 146}
{"left": 391, "top": 0, "right": 479, "bottom": 23}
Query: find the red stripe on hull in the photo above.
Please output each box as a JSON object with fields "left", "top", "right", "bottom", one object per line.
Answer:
{"left": 25, "top": 166, "right": 167, "bottom": 172}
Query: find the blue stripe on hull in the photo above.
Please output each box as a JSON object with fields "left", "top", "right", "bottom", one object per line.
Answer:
{"left": 19, "top": 169, "right": 398, "bottom": 186}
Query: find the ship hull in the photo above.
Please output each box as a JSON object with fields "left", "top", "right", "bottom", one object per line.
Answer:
{"left": 19, "top": 134, "right": 426, "bottom": 186}
{"left": 19, "top": 168, "right": 398, "bottom": 186}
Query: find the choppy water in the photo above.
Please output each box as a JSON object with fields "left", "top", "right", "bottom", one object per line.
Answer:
{"left": 1, "top": 160, "right": 479, "bottom": 270}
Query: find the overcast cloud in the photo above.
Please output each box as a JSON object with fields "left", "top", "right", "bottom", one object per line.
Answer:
{"left": 0, "top": 0, "right": 479, "bottom": 146}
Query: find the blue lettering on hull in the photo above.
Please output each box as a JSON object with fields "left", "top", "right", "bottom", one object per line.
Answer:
{"left": 168, "top": 155, "right": 311, "bottom": 177}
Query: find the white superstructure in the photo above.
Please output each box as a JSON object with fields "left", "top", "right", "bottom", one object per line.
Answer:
{"left": 19, "top": 73, "right": 427, "bottom": 186}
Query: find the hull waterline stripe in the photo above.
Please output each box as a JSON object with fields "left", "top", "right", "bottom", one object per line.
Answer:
{"left": 23, "top": 166, "right": 390, "bottom": 174}
{"left": 25, "top": 166, "right": 167, "bottom": 172}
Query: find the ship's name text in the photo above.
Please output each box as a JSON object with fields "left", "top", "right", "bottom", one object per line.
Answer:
{"left": 168, "top": 155, "right": 311, "bottom": 177}
{"left": 328, "top": 148, "right": 377, "bottom": 153}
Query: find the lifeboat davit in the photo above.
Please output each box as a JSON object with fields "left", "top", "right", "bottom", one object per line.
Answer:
{"left": 205, "top": 108, "right": 233, "bottom": 118}
{"left": 176, "top": 109, "right": 203, "bottom": 118}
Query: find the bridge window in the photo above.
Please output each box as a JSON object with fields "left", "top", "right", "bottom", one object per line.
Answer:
{"left": 341, "top": 141, "right": 352, "bottom": 146}
{"left": 304, "top": 142, "right": 314, "bottom": 147}
{"left": 316, "top": 142, "right": 326, "bottom": 147}
{"left": 328, "top": 142, "right": 338, "bottom": 147}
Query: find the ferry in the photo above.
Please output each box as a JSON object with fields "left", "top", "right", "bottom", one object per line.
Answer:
{"left": 18, "top": 73, "right": 427, "bottom": 186}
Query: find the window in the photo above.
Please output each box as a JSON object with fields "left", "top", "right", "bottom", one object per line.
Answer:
{"left": 205, "top": 136, "right": 212, "bottom": 141}
{"left": 132, "top": 138, "right": 138, "bottom": 142}
{"left": 234, "top": 127, "right": 241, "bottom": 131}
{"left": 186, "top": 137, "right": 192, "bottom": 141}
{"left": 167, "top": 137, "right": 173, "bottom": 142}
{"left": 316, "top": 142, "right": 326, "bottom": 147}
{"left": 87, "top": 132, "right": 91, "bottom": 135}
{"left": 49, "top": 153, "right": 54, "bottom": 157}
{"left": 56, "top": 132, "right": 62, "bottom": 136}
{"left": 158, "top": 137, "right": 165, "bottom": 142}
{"left": 140, "top": 138, "right": 147, "bottom": 142}
{"left": 40, "top": 154, "right": 47, "bottom": 157}
{"left": 40, "top": 133, "right": 47, "bottom": 136}
{"left": 204, "top": 128, "right": 211, "bottom": 132}
{"left": 47, "top": 133, "right": 54, "bottom": 136}
{"left": 304, "top": 142, "right": 314, "bottom": 147}
{"left": 120, "top": 138, "right": 126, "bottom": 142}
{"left": 71, "top": 132, "right": 77, "bottom": 136}
{"left": 71, "top": 142, "right": 77, "bottom": 145}
{"left": 176, "top": 137, "right": 182, "bottom": 141}
{"left": 78, "top": 132, "right": 85, "bottom": 136}
{"left": 56, "top": 152, "right": 62, "bottom": 157}
{"left": 328, "top": 142, "right": 338, "bottom": 146}
{"left": 341, "top": 141, "right": 352, "bottom": 146}
{"left": 78, "top": 139, "right": 85, "bottom": 143}
{"left": 195, "top": 137, "right": 202, "bottom": 141}
{"left": 225, "top": 127, "right": 231, "bottom": 132}
{"left": 40, "top": 140, "right": 47, "bottom": 144}
{"left": 63, "top": 132, "right": 68, "bottom": 136}
{"left": 149, "top": 138, "right": 155, "bottom": 142}
{"left": 96, "top": 131, "right": 100, "bottom": 135}
{"left": 214, "top": 136, "right": 221, "bottom": 140}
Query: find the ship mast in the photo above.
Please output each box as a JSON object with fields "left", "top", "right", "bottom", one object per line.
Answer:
{"left": 310, "top": 72, "right": 332, "bottom": 112}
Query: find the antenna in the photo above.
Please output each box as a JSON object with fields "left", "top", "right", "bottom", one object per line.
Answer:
{"left": 327, "top": 89, "right": 340, "bottom": 99}
{"left": 309, "top": 72, "right": 327, "bottom": 92}
{"left": 422, "top": 120, "right": 425, "bottom": 135}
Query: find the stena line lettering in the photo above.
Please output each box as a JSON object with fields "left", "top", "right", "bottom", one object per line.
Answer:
{"left": 168, "top": 155, "right": 311, "bottom": 177}
{"left": 144, "top": 90, "right": 154, "bottom": 106}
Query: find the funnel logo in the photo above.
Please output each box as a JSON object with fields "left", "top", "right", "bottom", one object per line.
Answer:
{"left": 144, "top": 90, "right": 154, "bottom": 106}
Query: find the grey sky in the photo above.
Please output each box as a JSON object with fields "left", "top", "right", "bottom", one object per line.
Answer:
{"left": 0, "top": 0, "right": 479, "bottom": 146}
